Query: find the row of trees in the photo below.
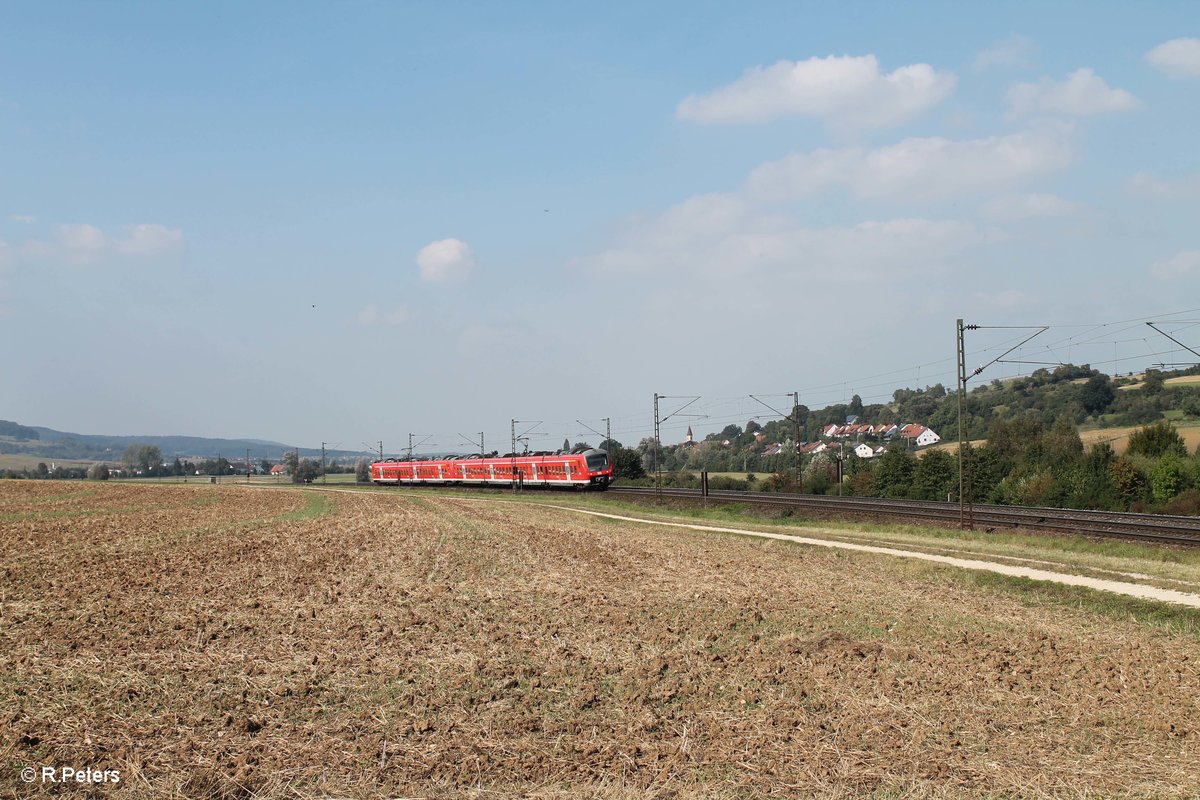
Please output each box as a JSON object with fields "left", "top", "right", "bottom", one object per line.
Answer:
{"left": 603, "top": 364, "right": 1200, "bottom": 493}
{"left": 837, "top": 419, "right": 1199, "bottom": 513}
{"left": 603, "top": 413, "right": 1200, "bottom": 515}
{"left": 708, "top": 420, "right": 1199, "bottom": 514}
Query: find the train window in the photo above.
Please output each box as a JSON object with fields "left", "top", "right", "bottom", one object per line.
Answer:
{"left": 585, "top": 453, "right": 608, "bottom": 470}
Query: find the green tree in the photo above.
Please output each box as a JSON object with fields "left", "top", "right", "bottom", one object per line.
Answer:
{"left": 1150, "top": 454, "right": 1189, "bottom": 505}
{"left": 1080, "top": 374, "right": 1116, "bottom": 415}
{"left": 1142, "top": 369, "right": 1166, "bottom": 394}
{"left": 1041, "top": 416, "right": 1084, "bottom": 466}
{"left": 612, "top": 447, "right": 645, "bottom": 480}
{"left": 802, "top": 454, "right": 832, "bottom": 495}
{"left": 1109, "top": 456, "right": 1150, "bottom": 507}
{"left": 873, "top": 444, "right": 916, "bottom": 498}
{"left": 355, "top": 458, "right": 371, "bottom": 484}
{"left": 1181, "top": 393, "right": 1200, "bottom": 419}
{"left": 636, "top": 437, "right": 661, "bottom": 475}
{"left": 910, "top": 449, "right": 955, "bottom": 501}
{"left": 987, "top": 416, "right": 1044, "bottom": 466}
{"left": 293, "top": 458, "right": 320, "bottom": 483}
{"left": 87, "top": 462, "right": 110, "bottom": 481}
{"left": 1063, "top": 443, "right": 1118, "bottom": 509}
{"left": 1127, "top": 421, "right": 1187, "bottom": 459}
{"left": 120, "top": 444, "right": 163, "bottom": 474}
{"left": 718, "top": 424, "right": 742, "bottom": 440}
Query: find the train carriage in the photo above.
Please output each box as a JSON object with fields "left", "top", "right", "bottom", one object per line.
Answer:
{"left": 371, "top": 448, "right": 613, "bottom": 490}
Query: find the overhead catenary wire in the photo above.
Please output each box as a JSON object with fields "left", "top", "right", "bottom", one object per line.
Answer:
{"left": 381, "top": 307, "right": 1200, "bottom": 454}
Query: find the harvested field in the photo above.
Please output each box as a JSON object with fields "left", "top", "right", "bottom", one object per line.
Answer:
{"left": 1079, "top": 423, "right": 1200, "bottom": 455}
{"left": 3, "top": 482, "right": 1200, "bottom": 798}
{"left": 0, "top": 454, "right": 96, "bottom": 472}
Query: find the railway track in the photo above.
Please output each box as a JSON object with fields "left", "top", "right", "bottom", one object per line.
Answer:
{"left": 606, "top": 486, "right": 1200, "bottom": 546}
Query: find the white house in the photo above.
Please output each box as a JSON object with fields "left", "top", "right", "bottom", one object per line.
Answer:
{"left": 898, "top": 423, "right": 942, "bottom": 447}
{"left": 916, "top": 428, "right": 941, "bottom": 447}
{"left": 853, "top": 443, "right": 875, "bottom": 459}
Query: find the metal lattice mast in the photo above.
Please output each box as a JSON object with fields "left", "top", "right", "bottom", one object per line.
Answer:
{"left": 957, "top": 319, "right": 972, "bottom": 530}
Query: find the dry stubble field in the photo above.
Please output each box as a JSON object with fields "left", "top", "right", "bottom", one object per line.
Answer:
{"left": 2, "top": 481, "right": 1199, "bottom": 799}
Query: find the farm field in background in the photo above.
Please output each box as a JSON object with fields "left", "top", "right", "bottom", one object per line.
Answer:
{"left": 121, "top": 472, "right": 362, "bottom": 486}
{"left": 4, "top": 481, "right": 1200, "bottom": 797}
{"left": 1077, "top": 422, "right": 1200, "bottom": 455}
{"left": 0, "top": 454, "right": 94, "bottom": 471}
{"left": 927, "top": 424, "right": 1200, "bottom": 456}
{"left": 1118, "top": 375, "right": 1200, "bottom": 391}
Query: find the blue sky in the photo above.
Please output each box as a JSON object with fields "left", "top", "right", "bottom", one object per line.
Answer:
{"left": 3, "top": 2, "right": 1199, "bottom": 454}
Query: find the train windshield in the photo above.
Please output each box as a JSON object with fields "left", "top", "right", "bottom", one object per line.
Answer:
{"left": 585, "top": 451, "right": 609, "bottom": 471}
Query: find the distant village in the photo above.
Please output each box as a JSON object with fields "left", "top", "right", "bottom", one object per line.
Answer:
{"left": 683, "top": 418, "right": 942, "bottom": 461}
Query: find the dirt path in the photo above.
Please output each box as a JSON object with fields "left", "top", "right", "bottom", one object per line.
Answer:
{"left": 554, "top": 505, "right": 1200, "bottom": 609}
{"left": 302, "top": 487, "right": 1200, "bottom": 609}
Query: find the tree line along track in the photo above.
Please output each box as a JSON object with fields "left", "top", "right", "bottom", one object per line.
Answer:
{"left": 605, "top": 486, "right": 1200, "bottom": 547}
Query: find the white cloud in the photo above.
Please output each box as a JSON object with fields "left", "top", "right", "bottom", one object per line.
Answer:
{"left": 1007, "top": 68, "right": 1138, "bottom": 117}
{"left": 1129, "top": 170, "right": 1200, "bottom": 198}
{"left": 676, "top": 54, "right": 955, "bottom": 130}
{"left": 357, "top": 303, "right": 410, "bottom": 326}
{"left": 981, "top": 193, "right": 1077, "bottom": 221}
{"left": 112, "top": 224, "right": 184, "bottom": 256}
{"left": 1151, "top": 251, "right": 1200, "bottom": 279}
{"left": 57, "top": 223, "right": 109, "bottom": 261}
{"left": 1129, "top": 170, "right": 1174, "bottom": 196}
{"left": 745, "top": 124, "right": 1075, "bottom": 202}
{"left": 1146, "top": 38, "right": 1200, "bottom": 78}
{"left": 973, "top": 34, "right": 1036, "bottom": 71}
{"left": 416, "top": 238, "right": 475, "bottom": 283}
{"left": 10, "top": 214, "right": 35, "bottom": 224}
{"left": 590, "top": 213, "right": 1000, "bottom": 281}
{"left": 25, "top": 222, "right": 183, "bottom": 264}
{"left": 582, "top": 125, "right": 1075, "bottom": 285}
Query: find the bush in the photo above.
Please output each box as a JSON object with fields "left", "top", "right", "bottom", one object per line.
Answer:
{"left": 846, "top": 471, "right": 874, "bottom": 497}
{"left": 1127, "top": 421, "right": 1188, "bottom": 459}
{"left": 293, "top": 458, "right": 321, "bottom": 484}
{"left": 873, "top": 445, "right": 916, "bottom": 498}
{"left": 1109, "top": 457, "right": 1150, "bottom": 506}
{"left": 1150, "top": 454, "right": 1189, "bottom": 505}
{"left": 909, "top": 449, "right": 955, "bottom": 501}
{"left": 1163, "top": 489, "right": 1200, "bottom": 516}
{"left": 612, "top": 447, "right": 646, "bottom": 480}
{"left": 707, "top": 475, "right": 749, "bottom": 491}
{"left": 760, "top": 472, "right": 799, "bottom": 493}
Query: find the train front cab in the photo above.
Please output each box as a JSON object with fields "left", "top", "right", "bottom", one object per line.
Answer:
{"left": 583, "top": 448, "right": 613, "bottom": 489}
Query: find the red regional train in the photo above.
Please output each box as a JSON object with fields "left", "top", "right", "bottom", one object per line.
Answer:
{"left": 371, "top": 449, "right": 613, "bottom": 490}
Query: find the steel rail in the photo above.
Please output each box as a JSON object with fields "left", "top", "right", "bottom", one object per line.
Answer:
{"left": 606, "top": 486, "right": 1200, "bottom": 546}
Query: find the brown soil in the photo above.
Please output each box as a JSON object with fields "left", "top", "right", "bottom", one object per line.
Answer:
{"left": 2, "top": 482, "right": 1198, "bottom": 798}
